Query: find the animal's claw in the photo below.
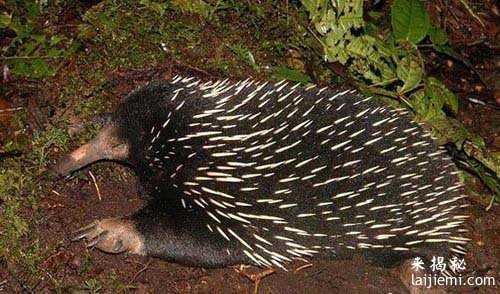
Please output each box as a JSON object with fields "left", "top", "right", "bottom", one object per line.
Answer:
{"left": 72, "top": 222, "right": 99, "bottom": 241}
{"left": 71, "top": 218, "right": 145, "bottom": 255}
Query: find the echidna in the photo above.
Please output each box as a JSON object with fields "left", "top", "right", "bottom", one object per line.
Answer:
{"left": 55, "top": 76, "right": 469, "bottom": 276}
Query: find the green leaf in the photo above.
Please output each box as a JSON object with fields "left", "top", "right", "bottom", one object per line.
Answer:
{"left": 10, "top": 58, "right": 55, "bottom": 79}
{"left": 408, "top": 89, "right": 428, "bottom": 114}
{"left": 47, "top": 48, "right": 62, "bottom": 58}
{"left": 391, "top": 0, "right": 430, "bottom": 44}
{"left": 11, "top": 60, "right": 30, "bottom": 77}
{"left": 31, "top": 58, "right": 54, "bottom": 78}
{"left": 368, "top": 11, "right": 383, "bottom": 19}
{"left": 171, "top": 0, "right": 213, "bottom": 18}
{"left": 428, "top": 25, "right": 448, "bottom": 45}
{"left": 140, "top": 0, "right": 168, "bottom": 14}
{"left": 409, "top": 89, "right": 442, "bottom": 120}
{"left": 426, "top": 116, "right": 482, "bottom": 148}
{"left": 25, "top": 0, "right": 41, "bottom": 19}
{"left": 32, "top": 34, "right": 45, "bottom": 44}
{"left": 50, "top": 35, "right": 63, "bottom": 46}
{"left": 229, "top": 44, "right": 259, "bottom": 71}
{"left": 396, "top": 55, "right": 423, "bottom": 93}
{"left": 300, "top": 0, "right": 320, "bottom": 14}
{"left": 273, "top": 67, "right": 311, "bottom": 84}
{"left": 22, "top": 42, "right": 37, "bottom": 55}
{"left": 10, "top": 19, "right": 33, "bottom": 38}
{"left": 425, "top": 77, "right": 458, "bottom": 114}
{"left": 0, "top": 12, "right": 12, "bottom": 28}
{"left": 433, "top": 43, "right": 462, "bottom": 61}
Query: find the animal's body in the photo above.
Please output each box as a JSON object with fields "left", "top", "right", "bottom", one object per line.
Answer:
{"left": 56, "top": 75, "right": 469, "bottom": 272}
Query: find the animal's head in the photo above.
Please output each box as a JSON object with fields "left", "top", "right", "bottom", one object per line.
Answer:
{"left": 53, "top": 83, "right": 178, "bottom": 176}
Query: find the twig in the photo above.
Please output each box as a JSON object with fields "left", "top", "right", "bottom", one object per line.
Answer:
{"left": 459, "top": 0, "right": 485, "bottom": 28}
{"left": 294, "top": 263, "right": 313, "bottom": 273}
{"left": 368, "top": 78, "right": 398, "bottom": 88}
{"left": 463, "top": 141, "right": 500, "bottom": 177}
{"left": 0, "top": 55, "right": 63, "bottom": 60}
{"left": 88, "top": 171, "right": 101, "bottom": 201}
{"left": 171, "top": 59, "right": 212, "bottom": 77}
{"left": 0, "top": 107, "right": 23, "bottom": 113}
{"left": 306, "top": 25, "right": 327, "bottom": 50}
{"left": 485, "top": 195, "right": 495, "bottom": 211}
{"left": 236, "top": 265, "right": 276, "bottom": 294}
{"left": 131, "top": 261, "right": 152, "bottom": 282}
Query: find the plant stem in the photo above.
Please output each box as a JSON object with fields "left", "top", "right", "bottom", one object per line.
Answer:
{"left": 0, "top": 56, "right": 62, "bottom": 60}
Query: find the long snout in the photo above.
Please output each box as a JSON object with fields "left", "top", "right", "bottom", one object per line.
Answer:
{"left": 52, "top": 140, "right": 106, "bottom": 176}
{"left": 52, "top": 124, "right": 128, "bottom": 176}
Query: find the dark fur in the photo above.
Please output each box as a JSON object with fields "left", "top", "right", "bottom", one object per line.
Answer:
{"left": 83, "top": 78, "right": 469, "bottom": 269}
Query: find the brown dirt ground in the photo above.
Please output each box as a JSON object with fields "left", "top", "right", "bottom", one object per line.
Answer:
{"left": 26, "top": 161, "right": 500, "bottom": 293}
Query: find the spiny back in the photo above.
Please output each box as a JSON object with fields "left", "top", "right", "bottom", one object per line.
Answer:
{"left": 117, "top": 76, "right": 469, "bottom": 269}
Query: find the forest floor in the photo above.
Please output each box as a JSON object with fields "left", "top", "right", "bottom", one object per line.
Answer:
{"left": 0, "top": 1, "right": 498, "bottom": 293}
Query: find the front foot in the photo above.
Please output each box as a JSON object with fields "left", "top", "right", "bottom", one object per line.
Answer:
{"left": 73, "top": 218, "right": 145, "bottom": 255}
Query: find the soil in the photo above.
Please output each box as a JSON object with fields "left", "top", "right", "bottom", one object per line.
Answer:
{"left": 8, "top": 160, "right": 498, "bottom": 293}
{"left": 17, "top": 162, "right": 497, "bottom": 293}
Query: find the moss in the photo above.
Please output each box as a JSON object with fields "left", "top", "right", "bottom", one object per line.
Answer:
{"left": 74, "top": 97, "right": 107, "bottom": 118}
{"left": 82, "top": 278, "right": 102, "bottom": 293}
{"left": 31, "top": 128, "right": 70, "bottom": 169}
{"left": 0, "top": 159, "right": 43, "bottom": 287}
{"left": 107, "top": 270, "right": 131, "bottom": 292}
{"left": 0, "top": 124, "right": 72, "bottom": 289}
{"left": 0, "top": 165, "right": 30, "bottom": 250}
{"left": 78, "top": 253, "right": 94, "bottom": 275}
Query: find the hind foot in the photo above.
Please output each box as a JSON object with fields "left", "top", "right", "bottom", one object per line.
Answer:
{"left": 73, "top": 218, "right": 145, "bottom": 255}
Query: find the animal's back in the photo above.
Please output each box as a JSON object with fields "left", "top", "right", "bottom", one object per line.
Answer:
{"left": 114, "top": 76, "right": 468, "bottom": 268}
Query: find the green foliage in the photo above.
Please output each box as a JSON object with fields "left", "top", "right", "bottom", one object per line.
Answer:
{"left": 140, "top": 0, "right": 217, "bottom": 18}
{"left": 301, "top": 0, "right": 497, "bottom": 198}
{"left": 273, "top": 66, "right": 311, "bottom": 84}
{"left": 171, "top": 0, "right": 214, "bottom": 18}
{"left": 462, "top": 143, "right": 500, "bottom": 206}
{"left": 428, "top": 26, "right": 448, "bottom": 46}
{"left": 139, "top": 0, "right": 169, "bottom": 14}
{"left": 301, "top": 0, "right": 468, "bottom": 136}
{"left": 0, "top": 1, "right": 75, "bottom": 79}
{"left": 75, "top": 97, "right": 107, "bottom": 118}
{"left": 0, "top": 127, "right": 67, "bottom": 276}
{"left": 77, "top": 1, "right": 169, "bottom": 71}
{"left": 391, "top": 0, "right": 430, "bottom": 44}
{"left": 424, "top": 77, "right": 458, "bottom": 115}
{"left": 229, "top": 44, "right": 259, "bottom": 71}
{"left": 396, "top": 54, "right": 423, "bottom": 94}
{"left": 0, "top": 166, "right": 30, "bottom": 246}
{"left": 0, "top": 158, "right": 44, "bottom": 282}
{"left": 83, "top": 278, "right": 103, "bottom": 293}
{"left": 304, "top": 0, "right": 364, "bottom": 64}
{"left": 31, "top": 128, "right": 69, "bottom": 169}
